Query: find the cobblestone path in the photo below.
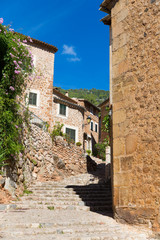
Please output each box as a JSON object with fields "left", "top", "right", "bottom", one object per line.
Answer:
{"left": 0, "top": 160, "right": 156, "bottom": 239}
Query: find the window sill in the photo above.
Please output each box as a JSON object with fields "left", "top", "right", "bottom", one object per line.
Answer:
{"left": 29, "top": 104, "right": 38, "bottom": 109}
{"left": 57, "top": 114, "right": 68, "bottom": 119}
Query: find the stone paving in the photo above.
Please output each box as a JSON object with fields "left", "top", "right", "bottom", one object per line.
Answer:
{"left": 0, "top": 161, "right": 157, "bottom": 240}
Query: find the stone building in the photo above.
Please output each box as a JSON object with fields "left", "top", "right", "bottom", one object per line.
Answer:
{"left": 24, "top": 36, "right": 58, "bottom": 129}
{"left": 75, "top": 99, "right": 100, "bottom": 153}
{"left": 53, "top": 88, "right": 85, "bottom": 145}
{"left": 100, "top": 0, "right": 160, "bottom": 230}
{"left": 98, "top": 98, "right": 109, "bottom": 142}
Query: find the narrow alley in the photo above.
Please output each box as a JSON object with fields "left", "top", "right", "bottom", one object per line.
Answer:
{"left": 0, "top": 159, "right": 155, "bottom": 240}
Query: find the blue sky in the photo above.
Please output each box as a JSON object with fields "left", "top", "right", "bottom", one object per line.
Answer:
{"left": 1, "top": 0, "right": 110, "bottom": 90}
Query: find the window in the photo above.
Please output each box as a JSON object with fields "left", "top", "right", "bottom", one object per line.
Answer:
{"left": 66, "top": 128, "right": 76, "bottom": 143}
{"left": 91, "top": 121, "right": 93, "bottom": 131}
{"left": 59, "top": 104, "right": 66, "bottom": 116}
{"left": 95, "top": 123, "right": 98, "bottom": 133}
{"left": 29, "top": 92, "right": 37, "bottom": 106}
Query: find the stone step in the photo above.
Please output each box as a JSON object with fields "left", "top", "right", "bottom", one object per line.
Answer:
{"left": 14, "top": 204, "right": 91, "bottom": 211}
{"left": 0, "top": 220, "right": 111, "bottom": 228}
{"left": 26, "top": 190, "right": 112, "bottom": 196}
{"left": 28, "top": 189, "right": 111, "bottom": 195}
{"left": 18, "top": 196, "right": 112, "bottom": 202}
{"left": 13, "top": 198, "right": 112, "bottom": 205}
{"left": 0, "top": 226, "right": 148, "bottom": 240}
{"left": 30, "top": 182, "right": 110, "bottom": 188}
{"left": 1, "top": 225, "right": 118, "bottom": 236}
{"left": 14, "top": 203, "right": 113, "bottom": 212}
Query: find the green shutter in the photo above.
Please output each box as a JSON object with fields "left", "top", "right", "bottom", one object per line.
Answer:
{"left": 66, "top": 128, "right": 76, "bottom": 142}
{"left": 29, "top": 92, "right": 37, "bottom": 106}
{"left": 60, "top": 104, "right": 66, "bottom": 115}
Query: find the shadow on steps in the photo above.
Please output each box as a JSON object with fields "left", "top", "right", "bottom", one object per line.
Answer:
{"left": 66, "top": 156, "right": 113, "bottom": 217}
{"left": 66, "top": 180, "right": 113, "bottom": 218}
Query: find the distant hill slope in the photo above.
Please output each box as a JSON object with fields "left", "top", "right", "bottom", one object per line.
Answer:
{"left": 56, "top": 87, "right": 109, "bottom": 106}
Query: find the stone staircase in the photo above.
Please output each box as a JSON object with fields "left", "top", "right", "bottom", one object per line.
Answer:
{"left": 0, "top": 162, "right": 155, "bottom": 240}
{"left": 12, "top": 173, "right": 113, "bottom": 215}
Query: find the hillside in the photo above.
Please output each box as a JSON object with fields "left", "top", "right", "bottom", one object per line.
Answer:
{"left": 56, "top": 87, "right": 109, "bottom": 106}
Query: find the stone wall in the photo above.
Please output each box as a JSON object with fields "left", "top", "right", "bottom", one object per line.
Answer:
{"left": 3, "top": 124, "right": 87, "bottom": 197}
{"left": 110, "top": 0, "right": 160, "bottom": 230}
{"left": 22, "top": 42, "right": 56, "bottom": 129}
{"left": 53, "top": 93, "right": 84, "bottom": 144}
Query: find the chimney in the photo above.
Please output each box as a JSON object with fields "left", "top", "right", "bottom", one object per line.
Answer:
{"left": 65, "top": 92, "right": 69, "bottom": 97}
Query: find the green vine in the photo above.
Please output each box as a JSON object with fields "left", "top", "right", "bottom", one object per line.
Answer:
{"left": 0, "top": 18, "right": 33, "bottom": 167}
{"left": 102, "top": 107, "right": 110, "bottom": 146}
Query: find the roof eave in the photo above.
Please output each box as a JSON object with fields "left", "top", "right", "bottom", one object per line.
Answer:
{"left": 100, "top": 15, "right": 111, "bottom": 25}
{"left": 14, "top": 32, "right": 58, "bottom": 53}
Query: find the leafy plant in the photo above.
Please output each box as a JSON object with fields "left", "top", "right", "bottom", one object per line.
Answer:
{"left": 47, "top": 206, "right": 54, "bottom": 210}
{"left": 0, "top": 149, "right": 7, "bottom": 174}
{"left": 92, "top": 142, "right": 108, "bottom": 161}
{"left": 31, "top": 158, "right": 37, "bottom": 166}
{"left": 102, "top": 107, "right": 110, "bottom": 133}
{"left": 23, "top": 189, "right": 33, "bottom": 195}
{"left": 102, "top": 107, "right": 110, "bottom": 146}
{"left": 50, "top": 122, "right": 64, "bottom": 141}
{"left": 86, "top": 150, "right": 91, "bottom": 156}
{"left": 64, "top": 133, "right": 75, "bottom": 145}
{"left": 0, "top": 19, "right": 33, "bottom": 167}
{"left": 76, "top": 142, "right": 82, "bottom": 147}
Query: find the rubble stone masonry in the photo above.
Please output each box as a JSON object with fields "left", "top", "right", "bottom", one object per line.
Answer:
{"left": 110, "top": 0, "right": 160, "bottom": 230}
{"left": 3, "top": 124, "right": 87, "bottom": 197}
{"left": 24, "top": 42, "right": 56, "bottom": 129}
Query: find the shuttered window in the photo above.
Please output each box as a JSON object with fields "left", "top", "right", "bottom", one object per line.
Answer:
{"left": 66, "top": 128, "right": 76, "bottom": 142}
{"left": 91, "top": 121, "right": 93, "bottom": 131}
{"left": 95, "top": 124, "right": 98, "bottom": 132}
{"left": 59, "top": 104, "right": 66, "bottom": 116}
{"left": 29, "top": 92, "right": 37, "bottom": 106}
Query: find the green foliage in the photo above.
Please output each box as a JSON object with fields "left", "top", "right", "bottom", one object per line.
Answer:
{"left": 92, "top": 142, "right": 108, "bottom": 161}
{"left": 31, "top": 159, "right": 37, "bottom": 166}
{"left": 102, "top": 107, "right": 110, "bottom": 146}
{"left": 0, "top": 20, "right": 33, "bottom": 167}
{"left": 102, "top": 107, "right": 110, "bottom": 133}
{"left": 56, "top": 87, "right": 109, "bottom": 106}
{"left": 0, "top": 149, "right": 7, "bottom": 174}
{"left": 64, "top": 134, "right": 75, "bottom": 145}
{"left": 47, "top": 206, "right": 54, "bottom": 210}
{"left": 51, "top": 122, "right": 64, "bottom": 141}
{"left": 76, "top": 142, "right": 82, "bottom": 147}
{"left": 86, "top": 150, "right": 91, "bottom": 156}
{"left": 23, "top": 189, "right": 33, "bottom": 195}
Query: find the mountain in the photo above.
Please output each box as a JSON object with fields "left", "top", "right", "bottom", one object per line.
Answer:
{"left": 56, "top": 87, "right": 109, "bottom": 106}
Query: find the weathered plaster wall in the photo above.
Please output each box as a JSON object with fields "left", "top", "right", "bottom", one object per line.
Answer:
{"left": 111, "top": 0, "right": 160, "bottom": 230}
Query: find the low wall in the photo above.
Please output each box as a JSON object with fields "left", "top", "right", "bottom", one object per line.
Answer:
{"left": 2, "top": 124, "right": 87, "bottom": 197}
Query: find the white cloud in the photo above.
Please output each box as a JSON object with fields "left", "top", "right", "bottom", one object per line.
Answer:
{"left": 62, "top": 44, "right": 77, "bottom": 56}
{"left": 67, "top": 57, "right": 81, "bottom": 62}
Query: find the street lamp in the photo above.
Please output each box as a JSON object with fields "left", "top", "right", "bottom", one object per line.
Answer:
{"left": 87, "top": 116, "right": 91, "bottom": 124}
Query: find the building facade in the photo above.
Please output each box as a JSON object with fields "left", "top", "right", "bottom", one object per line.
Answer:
{"left": 53, "top": 89, "right": 85, "bottom": 144}
{"left": 23, "top": 37, "right": 58, "bottom": 129}
{"left": 100, "top": 0, "right": 160, "bottom": 230}
{"left": 75, "top": 99, "right": 100, "bottom": 153}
